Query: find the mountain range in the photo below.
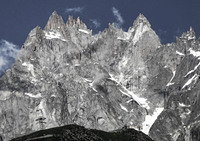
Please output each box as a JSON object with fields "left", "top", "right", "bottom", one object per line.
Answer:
{"left": 0, "top": 11, "right": 200, "bottom": 141}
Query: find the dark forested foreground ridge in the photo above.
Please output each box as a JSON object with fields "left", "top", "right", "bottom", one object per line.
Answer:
{"left": 1, "top": 11, "right": 200, "bottom": 141}
{"left": 10, "top": 124, "right": 153, "bottom": 141}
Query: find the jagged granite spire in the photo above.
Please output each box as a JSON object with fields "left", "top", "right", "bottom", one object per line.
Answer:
{"left": 66, "top": 15, "right": 76, "bottom": 27}
{"left": 45, "top": 11, "right": 65, "bottom": 31}
{"left": 23, "top": 26, "right": 43, "bottom": 51}
{"left": 44, "top": 11, "right": 69, "bottom": 39}
{"left": 181, "top": 26, "right": 196, "bottom": 40}
{"left": 127, "top": 13, "right": 160, "bottom": 47}
{"left": 130, "top": 13, "right": 151, "bottom": 30}
{"left": 128, "top": 13, "right": 152, "bottom": 40}
{"left": 66, "top": 15, "right": 88, "bottom": 30}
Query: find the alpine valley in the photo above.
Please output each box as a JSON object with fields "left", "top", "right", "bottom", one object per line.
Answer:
{"left": 0, "top": 11, "right": 200, "bottom": 141}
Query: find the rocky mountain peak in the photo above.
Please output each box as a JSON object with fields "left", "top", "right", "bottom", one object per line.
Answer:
{"left": 44, "top": 11, "right": 66, "bottom": 31}
{"left": 28, "top": 26, "right": 43, "bottom": 37}
{"left": 24, "top": 26, "right": 43, "bottom": 47}
{"left": 66, "top": 15, "right": 76, "bottom": 27}
{"left": 181, "top": 26, "right": 196, "bottom": 40}
{"left": 107, "top": 23, "right": 118, "bottom": 32}
{"left": 127, "top": 13, "right": 159, "bottom": 46}
{"left": 131, "top": 13, "right": 151, "bottom": 30}
{"left": 128, "top": 13, "right": 151, "bottom": 35}
{"left": 66, "top": 16, "right": 87, "bottom": 30}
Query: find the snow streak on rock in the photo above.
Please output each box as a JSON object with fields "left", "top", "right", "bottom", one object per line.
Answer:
{"left": 79, "top": 29, "right": 90, "bottom": 34}
{"left": 166, "top": 71, "right": 176, "bottom": 86}
{"left": 176, "top": 50, "right": 185, "bottom": 56}
{"left": 44, "top": 31, "right": 66, "bottom": 41}
{"left": 182, "top": 73, "right": 199, "bottom": 90}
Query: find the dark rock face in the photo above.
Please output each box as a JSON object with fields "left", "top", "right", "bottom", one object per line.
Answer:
{"left": 11, "top": 124, "right": 153, "bottom": 141}
{"left": 1, "top": 11, "right": 200, "bottom": 141}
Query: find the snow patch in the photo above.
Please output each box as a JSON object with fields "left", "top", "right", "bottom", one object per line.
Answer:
{"left": 37, "top": 99, "right": 46, "bottom": 116}
{"left": 176, "top": 50, "right": 185, "bottom": 56}
{"left": 117, "top": 32, "right": 131, "bottom": 41}
{"left": 142, "top": 107, "right": 164, "bottom": 135}
{"left": 109, "top": 73, "right": 150, "bottom": 109}
{"left": 121, "top": 57, "right": 128, "bottom": 67}
{"left": 25, "top": 93, "right": 42, "bottom": 98}
{"left": 179, "top": 102, "right": 190, "bottom": 107}
{"left": 126, "top": 99, "right": 134, "bottom": 103}
{"left": 83, "top": 78, "right": 92, "bottom": 83}
{"left": 180, "top": 109, "right": 191, "bottom": 119}
{"left": 185, "top": 62, "right": 200, "bottom": 77}
{"left": 74, "top": 63, "right": 81, "bottom": 66}
{"left": 120, "top": 104, "right": 128, "bottom": 112}
{"left": 51, "top": 94, "right": 56, "bottom": 98}
{"left": 45, "top": 31, "right": 66, "bottom": 41}
{"left": 189, "top": 48, "right": 200, "bottom": 58}
{"left": 22, "top": 62, "right": 33, "bottom": 71}
{"left": 182, "top": 74, "right": 199, "bottom": 89}
{"left": 89, "top": 81, "right": 98, "bottom": 92}
{"left": 22, "top": 62, "right": 35, "bottom": 77}
{"left": 166, "top": 71, "right": 176, "bottom": 86}
{"left": 79, "top": 29, "right": 90, "bottom": 34}
{"left": 119, "top": 88, "right": 150, "bottom": 110}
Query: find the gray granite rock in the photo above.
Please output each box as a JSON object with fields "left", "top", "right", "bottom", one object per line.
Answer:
{"left": 1, "top": 11, "right": 196, "bottom": 141}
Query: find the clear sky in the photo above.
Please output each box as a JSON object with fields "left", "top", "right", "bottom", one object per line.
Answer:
{"left": 0, "top": 0, "right": 200, "bottom": 74}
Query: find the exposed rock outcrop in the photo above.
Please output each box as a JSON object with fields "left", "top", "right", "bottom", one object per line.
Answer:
{"left": 11, "top": 124, "right": 153, "bottom": 141}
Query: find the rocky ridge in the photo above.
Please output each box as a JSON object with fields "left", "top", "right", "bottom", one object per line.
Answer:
{"left": 11, "top": 124, "right": 153, "bottom": 141}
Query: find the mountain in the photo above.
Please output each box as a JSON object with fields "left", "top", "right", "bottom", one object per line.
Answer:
{"left": 149, "top": 27, "right": 200, "bottom": 141}
{"left": 0, "top": 11, "right": 199, "bottom": 141}
{"left": 10, "top": 124, "right": 153, "bottom": 141}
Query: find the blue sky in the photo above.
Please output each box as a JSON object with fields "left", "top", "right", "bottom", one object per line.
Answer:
{"left": 0, "top": 0, "right": 200, "bottom": 74}
{"left": 1, "top": 0, "right": 200, "bottom": 46}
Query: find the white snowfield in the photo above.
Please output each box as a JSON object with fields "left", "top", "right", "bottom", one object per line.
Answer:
{"left": 142, "top": 107, "right": 164, "bottom": 135}
{"left": 176, "top": 50, "right": 185, "bottom": 56}
{"left": 182, "top": 73, "right": 199, "bottom": 90}
{"left": 44, "top": 31, "right": 66, "bottom": 41}
{"left": 79, "top": 29, "right": 90, "bottom": 34}
{"left": 25, "top": 93, "right": 42, "bottom": 98}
